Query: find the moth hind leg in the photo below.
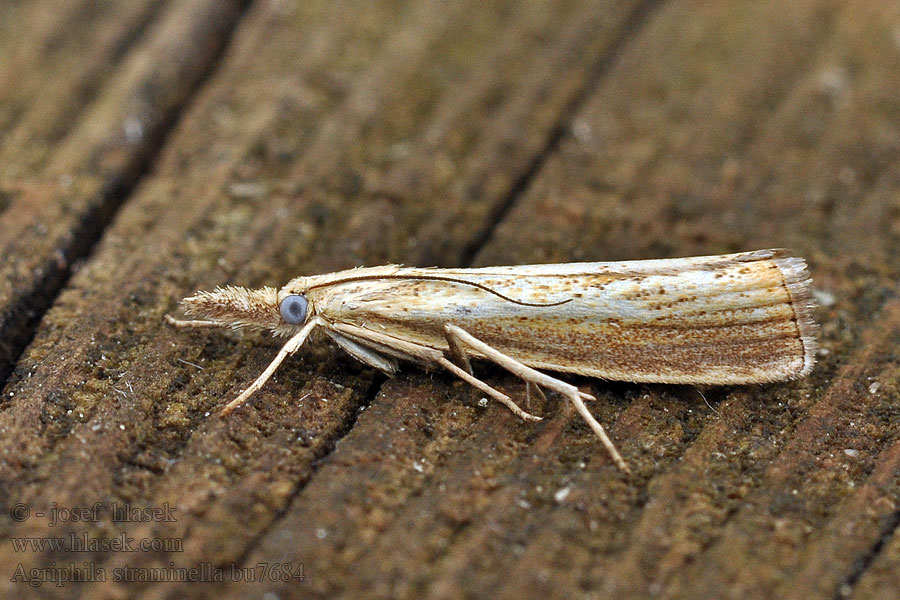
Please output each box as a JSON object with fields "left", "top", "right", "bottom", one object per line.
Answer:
{"left": 441, "top": 324, "right": 629, "bottom": 474}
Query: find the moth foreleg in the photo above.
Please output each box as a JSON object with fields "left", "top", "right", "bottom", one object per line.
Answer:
{"left": 220, "top": 317, "right": 322, "bottom": 416}
{"left": 442, "top": 324, "right": 629, "bottom": 474}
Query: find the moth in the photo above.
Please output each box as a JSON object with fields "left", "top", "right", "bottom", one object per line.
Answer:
{"left": 167, "top": 249, "right": 817, "bottom": 474}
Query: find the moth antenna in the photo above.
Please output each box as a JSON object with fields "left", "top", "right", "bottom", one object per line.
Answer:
{"left": 307, "top": 274, "right": 572, "bottom": 307}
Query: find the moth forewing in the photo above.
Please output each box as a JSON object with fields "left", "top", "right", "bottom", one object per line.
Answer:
{"left": 170, "top": 249, "right": 817, "bottom": 475}
{"left": 302, "top": 249, "right": 816, "bottom": 385}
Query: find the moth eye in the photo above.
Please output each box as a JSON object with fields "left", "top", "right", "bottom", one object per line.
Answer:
{"left": 279, "top": 294, "right": 308, "bottom": 325}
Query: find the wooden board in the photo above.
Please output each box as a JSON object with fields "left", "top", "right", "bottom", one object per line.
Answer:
{"left": 1, "top": 1, "right": 899, "bottom": 598}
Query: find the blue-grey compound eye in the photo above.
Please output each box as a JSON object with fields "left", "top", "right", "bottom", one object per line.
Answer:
{"left": 279, "top": 294, "right": 308, "bottom": 324}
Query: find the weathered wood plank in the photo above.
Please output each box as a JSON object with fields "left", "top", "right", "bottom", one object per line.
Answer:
{"left": 0, "top": 1, "right": 164, "bottom": 173}
{"left": 0, "top": 0, "right": 247, "bottom": 382}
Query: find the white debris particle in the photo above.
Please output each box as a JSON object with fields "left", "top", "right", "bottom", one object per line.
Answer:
{"left": 812, "top": 288, "right": 836, "bottom": 308}
{"left": 571, "top": 119, "right": 592, "bottom": 143}
{"left": 123, "top": 116, "right": 144, "bottom": 143}
{"left": 554, "top": 487, "right": 571, "bottom": 503}
{"left": 227, "top": 181, "right": 268, "bottom": 199}
{"left": 844, "top": 449, "right": 860, "bottom": 458}
{"left": 817, "top": 66, "right": 848, "bottom": 99}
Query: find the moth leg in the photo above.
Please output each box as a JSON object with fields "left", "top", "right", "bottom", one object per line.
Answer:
{"left": 445, "top": 329, "right": 474, "bottom": 375}
{"left": 440, "top": 326, "right": 541, "bottom": 420}
{"left": 435, "top": 356, "right": 541, "bottom": 422}
{"left": 525, "top": 381, "right": 548, "bottom": 411}
{"left": 442, "top": 324, "right": 539, "bottom": 408}
{"left": 324, "top": 321, "right": 536, "bottom": 420}
{"left": 165, "top": 315, "right": 223, "bottom": 329}
{"left": 220, "top": 317, "right": 321, "bottom": 416}
{"left": 443, "top": 324, "right": 629, "bottom": 474}
{"left": 324, "top": 330, "right": 399, "bottom": 375}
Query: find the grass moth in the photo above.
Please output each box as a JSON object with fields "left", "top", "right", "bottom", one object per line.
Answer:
{"left": 167, "top": 249, "right": 817, "bottom": 474}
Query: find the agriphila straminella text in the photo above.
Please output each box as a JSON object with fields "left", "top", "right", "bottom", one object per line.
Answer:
{"left": 166, "top": 249, "right": 817, "bottom": 474}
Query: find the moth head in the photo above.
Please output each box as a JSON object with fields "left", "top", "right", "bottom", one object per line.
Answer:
{"left": 181, "top": 286, "right": 306, "bottom": 334}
